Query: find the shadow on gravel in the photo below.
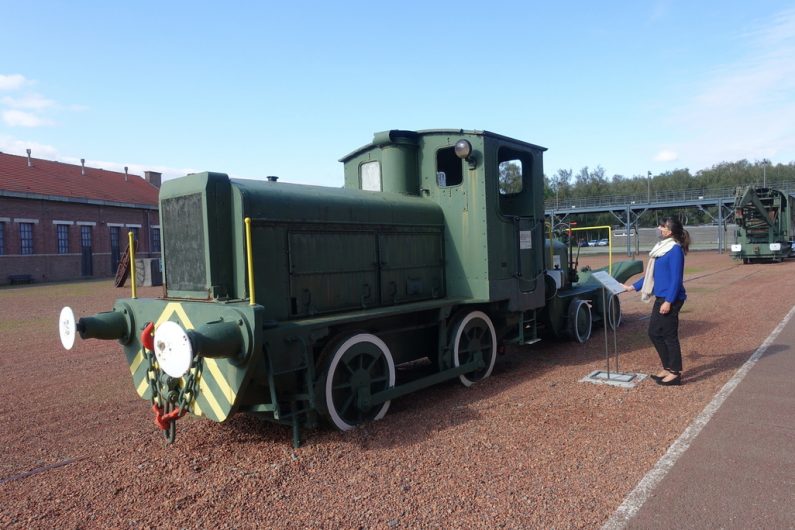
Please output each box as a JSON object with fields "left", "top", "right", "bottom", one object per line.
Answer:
{"left": 213, "top": 414, "right": 297, "bottom": 446}
{"left": 684, "top": 343, "right": 788, "bottom": 385}
{"left": 200, "top": 323, "right": 778, "bottom": 451}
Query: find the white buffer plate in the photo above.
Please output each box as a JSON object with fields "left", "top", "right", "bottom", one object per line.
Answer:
{"left": 154, "top": 321, "right": 194, "bottom": 378}
{"left": 59, "top": 306, "right": 77, "bottom": 350}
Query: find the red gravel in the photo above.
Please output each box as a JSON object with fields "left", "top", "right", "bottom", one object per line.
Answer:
{"left": 1, "top": 252, "right": 794, "bottom": 528}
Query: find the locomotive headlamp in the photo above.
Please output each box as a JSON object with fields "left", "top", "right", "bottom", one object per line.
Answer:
{"left": 454, "top": 139, "right": 477, "bottom": 169}
{"left": 454, "top": 139, "right": 472, "bottom": 160}
{"left": 154, "top": 321, "right": 194, "bottom": 378}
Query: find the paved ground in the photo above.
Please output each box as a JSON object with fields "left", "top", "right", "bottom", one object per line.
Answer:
{"left": 609, "top": 305, "right": 795, "bottom": 529}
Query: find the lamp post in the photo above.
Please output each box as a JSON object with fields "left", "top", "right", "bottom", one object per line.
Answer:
{"left": 763, "top": 160, "right": 768, "bottom": 187}
{"left": 647, "top": 171, "right": 651, "bottom": 203}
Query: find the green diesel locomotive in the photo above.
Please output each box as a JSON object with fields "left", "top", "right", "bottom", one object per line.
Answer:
{"left": 731, "top": 185, "right": 795, "bottom": 262}
{"left": 59, "top": 129, "right": 641, "bottom": 445}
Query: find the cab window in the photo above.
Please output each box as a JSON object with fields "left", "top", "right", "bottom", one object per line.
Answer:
{"left": 360, "top": 161, "right": 381, "bottom": 191}
{"left": 436, "top": 147, "right": 463, "bottom": 187}
{"left": 498, "top": 149, "right": 524, "bottom": 195}
{"left": 498, "top": 146, "right": 534, "bottom": 215}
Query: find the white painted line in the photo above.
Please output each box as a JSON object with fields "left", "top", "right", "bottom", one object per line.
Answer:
{"left": 602, "top": 303, "right": 795, "bottom": 530}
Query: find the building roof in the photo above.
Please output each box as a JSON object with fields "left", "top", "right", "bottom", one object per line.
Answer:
{"left": 0, "top": 152, "right": 158, "bottom": 207}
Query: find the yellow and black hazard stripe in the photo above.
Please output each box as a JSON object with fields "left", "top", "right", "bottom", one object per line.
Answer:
{"left": 128, "top": 302, "right": 237, "bottom": 422}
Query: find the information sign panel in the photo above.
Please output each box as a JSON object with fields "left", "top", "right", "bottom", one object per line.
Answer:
{"left": 592, "top": 271, "right": 626, "bottom": 295}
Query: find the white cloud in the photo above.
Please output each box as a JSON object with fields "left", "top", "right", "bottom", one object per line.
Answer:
{"left": 0, "top": 73, "right": 184, "bottom": 181}
{"left": 0, "top": 75, "right": 84, "bottom": 128}
{"left": 654, "top": 149, "right": 678, "bottom": 162}
{"left": 0, "top": 74, "right": 29, "bottom": 91}
{"left": 2, "top": 109, "right": 54, "bottom": 127}
{"left": 666, "top": 7, "right": 795, "bottom": 168}
{"left": 0, "top": 136, "right": 59, "bottom": 159}
{"left": 0, "top": 135, "right": 193, "bottom": 182}
{"left": 1, "top": 93, "right": 56, "bottom": 110}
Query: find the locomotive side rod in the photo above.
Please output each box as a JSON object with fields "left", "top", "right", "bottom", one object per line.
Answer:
{"left": 358, "top": 356, "right": 485, "bottom": 409}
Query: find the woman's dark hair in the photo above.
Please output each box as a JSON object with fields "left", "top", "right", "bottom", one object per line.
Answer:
{"left": 660, "top": 217, "right": 690, "bottom": 254}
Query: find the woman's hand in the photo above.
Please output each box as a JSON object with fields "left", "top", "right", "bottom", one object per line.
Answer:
{"left": 660, "top": 301, "right": 672, "bottom": 314}
{"left": 622, "top": 283, "right": 635, "bottom": 293}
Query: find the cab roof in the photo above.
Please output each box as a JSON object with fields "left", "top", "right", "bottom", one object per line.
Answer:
{"left": 339, "top": 129, "right": 547, "bottom": 162}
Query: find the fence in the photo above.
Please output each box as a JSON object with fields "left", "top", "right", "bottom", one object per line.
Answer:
{"left": 545, "top": 181, "right": 795, "bottom": 211}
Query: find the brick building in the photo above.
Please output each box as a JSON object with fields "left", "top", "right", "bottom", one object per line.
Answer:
{"left": 0, "top": 150, "right": 161, "bottom": 285}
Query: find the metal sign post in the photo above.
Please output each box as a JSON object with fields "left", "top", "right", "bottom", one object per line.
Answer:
{"left": 580, "top": 271, "right": 647, "bottom": 388}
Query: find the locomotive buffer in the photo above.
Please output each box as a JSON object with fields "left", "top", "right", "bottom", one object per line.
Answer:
{"left": 581, "top": 271, "right": 646, "bottom": 388}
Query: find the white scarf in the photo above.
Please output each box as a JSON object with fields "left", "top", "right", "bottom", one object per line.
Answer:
{"left": 640, "top": 238, "right": 678, "bottom": 303}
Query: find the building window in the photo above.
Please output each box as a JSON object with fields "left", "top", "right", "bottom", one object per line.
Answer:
{"left": 151, "top": 227, "right": 161, "bottom": 252}
{"left": 20, "top": 223, "right": 33, "bottom": 255}
{"left": 110, "top": 227, "right": 119, "bottom": 250}
{"left": 110, "top": 226, "right": 121, "bottom": 273}
{"left": 129, "top": 227, "right": 139, "bottom": 246}
{"left": 81, "top": 225, "right": 92, "bottom": 249}
{"left": 57, "top": 224, "right": 70, "bottom": 254}
{"left": 0, "top": 223, "right": 4, "bottom": 255}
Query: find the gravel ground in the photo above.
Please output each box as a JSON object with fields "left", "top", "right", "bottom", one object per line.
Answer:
{"left": 1, "top": 251, "right": 794, "bottom": 528}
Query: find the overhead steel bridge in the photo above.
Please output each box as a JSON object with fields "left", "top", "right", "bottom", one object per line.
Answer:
{"left": 544, "top": 181, "right": 795, "bottom": 256}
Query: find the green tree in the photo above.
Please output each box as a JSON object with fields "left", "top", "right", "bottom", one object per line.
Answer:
{"left": 499, "top": 160, "right": 523, "bottom": 194}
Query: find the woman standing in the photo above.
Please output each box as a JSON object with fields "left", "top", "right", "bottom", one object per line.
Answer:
{"left": 623, "top": 217, "right": 690, "bottom": 386}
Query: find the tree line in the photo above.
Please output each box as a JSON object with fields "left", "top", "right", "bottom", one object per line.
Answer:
{"left": 544, "top": 159, "right": 795, "bottom": 228}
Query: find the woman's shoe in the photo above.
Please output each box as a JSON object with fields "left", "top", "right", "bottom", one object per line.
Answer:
{"left": 656, "top": 374, "right": 681, "bottom": 386}
{"left": 650, "top": 374, "right": 663, "bottom": 381}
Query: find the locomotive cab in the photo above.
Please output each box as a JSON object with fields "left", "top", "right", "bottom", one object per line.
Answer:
{"left": 341, "top": 130, "right": 548, "bottom": 315}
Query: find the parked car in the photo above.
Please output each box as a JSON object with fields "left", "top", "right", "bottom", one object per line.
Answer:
{"left": 597, "top": 238, "right": 609, "bottom": 246}
{"left": 588, "top": 240, "right": 598, "bottom": 247}
{"left": 578, "top": 239, "right": 590, "bottom": 247}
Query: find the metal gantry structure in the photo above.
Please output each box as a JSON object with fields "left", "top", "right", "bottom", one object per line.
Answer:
{"left": 545, "top": 182, "right": 795, "bottom": 255}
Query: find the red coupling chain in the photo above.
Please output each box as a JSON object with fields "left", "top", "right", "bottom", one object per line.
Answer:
{"left": 152, "top": 403, "right": 186, "bottom": 431}
{"left": 141, "top": 322, "right": 155, "bottom": 351}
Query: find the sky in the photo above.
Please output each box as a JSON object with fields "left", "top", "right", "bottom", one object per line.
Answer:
{"left": 1, "top": 1, "right": 795, "bottom": 187}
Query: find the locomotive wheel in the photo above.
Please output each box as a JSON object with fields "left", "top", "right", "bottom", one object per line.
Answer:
{"left": 567, "top": 299, "right": 592, "bottom": 343}
{"left": 319, "top": 333, "right": 395, "bottom": 431}
{"left": 451, "top": 310, "right": 497, "bottom": 387}
{"left": 607, "top": 294, "right": 622, "bottom": 330}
